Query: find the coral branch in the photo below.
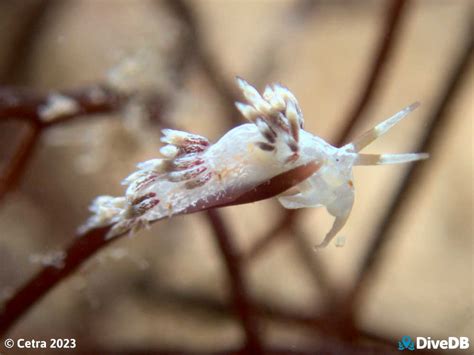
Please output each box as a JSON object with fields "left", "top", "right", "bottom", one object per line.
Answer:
{"left": 0, "top": 123, "right": 40, "bottom": 200}
{"left": 0, "top": 85, "right": 125, "bottom": 126}
{"left": 206, "top": 210, "right": 263, "bottom": 353}
{"left": 335, "top": 0, "right": 409, "bottom": 146}
{"left": 243, "top": 210, "right": 297, "bottom": 260}
{"left": 0, "top": 85, "right": 126, "bottom": 201}
{"left": 138, "top": 284, "right": 432, "bottom": 353}
{"left": 0, "top": 226, "right": 116, "bottom": 335}
{"left": 163, "top": 0, "right": 241, "bottom": 127}
{"left": 1, "top": 0, "right": 57, "bottom": 84}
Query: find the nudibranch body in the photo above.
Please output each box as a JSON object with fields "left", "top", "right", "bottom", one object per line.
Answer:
{"left": 81, "top": 77, "right": 427, "bottom": 248}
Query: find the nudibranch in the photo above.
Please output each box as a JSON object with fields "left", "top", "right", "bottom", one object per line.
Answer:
{"left": 80, "top": 77, "right": 428, "bottom": 248}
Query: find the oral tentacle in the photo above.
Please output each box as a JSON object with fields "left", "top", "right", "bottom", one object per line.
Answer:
{"left": 347, "top": 102, "right": 420, "bottom": 153}
{"left": 354, "top": 152, "right": 429, "bottom": 166}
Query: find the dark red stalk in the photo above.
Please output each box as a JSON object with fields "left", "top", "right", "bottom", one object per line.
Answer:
{"left": 0, "top": 85, "right": 125, "bottom": 126}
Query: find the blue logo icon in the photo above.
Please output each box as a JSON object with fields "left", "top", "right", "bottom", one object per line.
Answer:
{"left": 398, "top": 336, "right": 415, "bottom": 351}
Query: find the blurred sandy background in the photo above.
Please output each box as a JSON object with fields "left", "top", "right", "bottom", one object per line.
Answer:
{"left": 0, "top": 0, "right": 472, "bottom": 353}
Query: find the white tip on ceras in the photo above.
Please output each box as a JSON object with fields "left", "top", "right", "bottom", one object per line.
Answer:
{"left": 236, "top": 77, "right": 273, "bottom": 114}
{"left": 121, "top": 170, "right": 148, "bottom": 186}
{"left": 161, "top": 129, "right": 189, "bottom": 145}
{"left": 262, "top": 85, "right": 274, "bottom": 100}
{"left": 236, "top": 77, "right": 259, "bottom": 101}
{"left": 273, "top": 84, "right": 298, "bottom": 105}
{"left": 159, "top": 145, "right": 179, "bottom": 158}
{"left": 263, "top": 85, "right": 287, "bottom": 111}
{"left": 235, "top": 102, "right": 259, "bottom": 121}
{"left": 136, "top": 159, "right": 165, "bottom": 171}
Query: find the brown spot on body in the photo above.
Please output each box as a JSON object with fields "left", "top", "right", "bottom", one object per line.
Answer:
{"left": 261, "top": 130, "right": 276, "bottom": 143}
{"left": 284, "top": 152, "right": 299, "bottom": 164}
{"left": 287, "top": 138, "right": 299, "bottom": 153}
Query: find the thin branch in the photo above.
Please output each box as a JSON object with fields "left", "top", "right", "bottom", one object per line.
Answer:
{"left": 243, "top": 210, "right": 297, "bottom": 261}
{"left": 0, "top": 226, "right": 116, "bottom": 336}
{"left": 164, "top": 0, "right": 320, "bottom": 130}
{"left": 0, "top": 85, "right": 126, "bottom": 201}
{"left": 162, "top": 0, "right": 241, "bottom": 127}
{"left": 139, "top": 284, "right": 430, "bottom": 353}
{"left": 334, "top": 0, "right": 408, "bottom": 146}
{"left": 250, "top": 0, "right": 320, "bottom": 87}
{"left": 347, "top": 30, "right": 473, "bottom": 310}
{"left": 1, "top": 0, "right": 57, "bottom": 84}
{"left": 0, "top": 123, "right": 41, "bottom": 200}
{"left": 205, "top": 210, "right": 263, "bottom": 353}
{"left": 289, "top": 225, "right": 337, "bottom": 302}
{"left": 0, "top": 85, "right": 125, "bottom": 126}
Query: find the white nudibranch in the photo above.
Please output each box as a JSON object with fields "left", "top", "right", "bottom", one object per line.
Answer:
{"left": 79, "top": 77, "right": 428, "bottom": 248}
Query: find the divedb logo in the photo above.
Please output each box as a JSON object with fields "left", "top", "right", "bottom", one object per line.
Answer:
{"left": 398, "top": 336, "right": 470, "bottom": 351}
